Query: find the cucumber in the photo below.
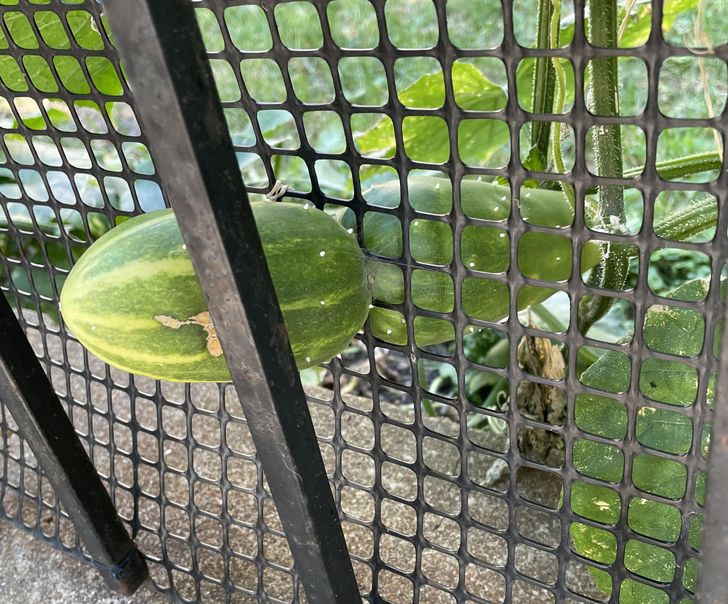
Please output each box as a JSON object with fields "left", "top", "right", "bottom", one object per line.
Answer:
{"left": 360, "top": 177, "right": 604, "bottom": 346}
{"left": 60, "top": 203, "right": 372, "bottom": 382}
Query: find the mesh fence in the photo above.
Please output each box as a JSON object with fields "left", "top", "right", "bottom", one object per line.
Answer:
{"left": 0, "top": 0, "right": 727, "bottom": 602}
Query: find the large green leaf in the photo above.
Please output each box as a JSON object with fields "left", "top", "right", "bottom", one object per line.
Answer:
{"left": 355, "top": 62, "right": 508, "bottom": 164}
{"left": 0, "top": 11, "right": 122, "bottom": 96}
{"left": 620, "top": 0, "right": 700, "bottom": 48}
{"left": 571, "top": 277, "right": 714, "bottom": 602}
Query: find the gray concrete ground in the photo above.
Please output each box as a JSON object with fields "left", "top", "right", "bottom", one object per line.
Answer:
{"left": 0, "top": 521, "right": 165, "bottom": 604}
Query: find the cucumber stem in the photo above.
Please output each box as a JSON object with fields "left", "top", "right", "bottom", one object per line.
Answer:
{"left": 578, "top": 0, "right": 629, "bottom": 335}
{"left": 549, "top": 0, "right": 575, "bottom": 206}
{"left": 582, "top": 151, "right": 723, "bottom": 195}
{"left": 530, "top": 0, "right": 557, "bottom": 169}
{"left": 652, "top": 195, "right": 717, "bottom": 241}
{"left": 625, "top": 151, "right": 723, "bottom": 181}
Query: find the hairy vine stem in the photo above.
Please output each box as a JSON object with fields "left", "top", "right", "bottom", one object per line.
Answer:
{"left": 530, "top": 0, "right": 557, "bottom": 169}
{"left": 549, "top": 0, "right": 575, "bottom": 206}
{"left": 578, "top": 0, "right": 630, "bottom": 336}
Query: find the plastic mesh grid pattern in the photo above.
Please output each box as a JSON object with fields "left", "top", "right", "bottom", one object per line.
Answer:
{"left": 0, "top": 0, "right": 726, "bottom": 602}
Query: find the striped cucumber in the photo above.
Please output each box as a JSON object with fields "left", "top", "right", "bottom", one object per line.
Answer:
{"left": 60, "top": 203, "right": 371, "bottom": 382}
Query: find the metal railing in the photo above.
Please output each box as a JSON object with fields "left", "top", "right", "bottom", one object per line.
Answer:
{"left": 0, "top": 1, "right": 726, "bottom": 603}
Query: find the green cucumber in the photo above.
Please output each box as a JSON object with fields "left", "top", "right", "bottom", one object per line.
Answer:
{"left": 60, "top": 203, "right": 371, "bottom": 382}
{"left": 361, "top": 177, "right": 604, "bottom": 346}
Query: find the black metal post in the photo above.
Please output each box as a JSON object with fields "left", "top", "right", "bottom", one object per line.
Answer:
{"left": 697, "top": 292, "right": 728, "bottom": 601}
{"left": 697, "top": 387, "right": 728, "bottom": 581}
{"left": 100, "top": 1, "right": 360, "bottom": 602}
{"left": 0, "top": 293, "right": 148, "bottom": 595}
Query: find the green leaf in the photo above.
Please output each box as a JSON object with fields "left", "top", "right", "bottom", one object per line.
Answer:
{"left": 619, "top": 579, "right": 670, "bottom": 604}
{"left": 66, "top": 10, "right": 105, "bottom": 50}
{"left": 639, "top": 358, "right": 697, "bottom": 406}
{"left": 0, "top": 15, "right": 123, "bottom": 95}
{"left": 571, "top": 481, "right": 621, "bottom": 524}
{"left": 559, "top": 0, "right": 700, "bottom": 50}
{"left": 451, "top": 62, "right": 507, "bottom": 111}
{"left": 569, "top": 522, "right": 617, "bottom": 565}
{"left": 636, "top": 407, "right": 693, "bottom": 455}
{"left": 54, "top": 56, "right": 90, "bottom": 94}
{"left": 34, "top": 10, "right": 71, "bottom": 49}
{"left": 573, "top": 440, "right": 624, "bottom": 482}
{"left": 575, "top": 393, "right": 627, "bottom": 440}
{"left": 3, "top": 12, "right": 38, "bottom": 49}
{"left": 571, "top": 277, "right": 714, "bottom": 603}
{"left": 643, "top": 281, "right": 708, "bottom": 358}
{"left": 625, "top": 539, "right": 676, "bottom": 583}
{"left": 355, "top": 62, "right": 507, "bottom": 162}
{"left": 580, "top": 348, "right": 631, "bottom": 393}
{"left": 0, "top": 55, "right": 28, "bottom": 91}
{"left": 22, "top": 55, "right": 58, "bottom": 93}
{"left": 87, "top": 56, "right": 123, "bottom": 96}
{"left": 628, "top": 497, "right": 682, "bottom": 542}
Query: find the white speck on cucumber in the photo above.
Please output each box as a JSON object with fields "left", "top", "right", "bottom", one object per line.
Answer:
{"left": 319, "top": 250, "right": 326, "bottom": 257}
{"left": 320, "top": 300, "right": 326, "bottom": 305}
{"left": 435, "top": 182, "right": 441, "bottom": 190}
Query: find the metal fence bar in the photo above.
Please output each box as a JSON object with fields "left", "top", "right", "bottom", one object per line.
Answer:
{"left": 699, "top": 303, "right": 728, "bottom": 602}
{"left": 100, "top": 1, "right": 360, "bottom": 601}
{"left": 0, "top": 292, "right": 149, "bottom": 595}
{"left": 694, "top": 124, "right": 728, "bottom": 604}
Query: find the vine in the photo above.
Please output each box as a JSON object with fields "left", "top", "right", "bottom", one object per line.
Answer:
{"left": 577, "top": 0, "right": 630, "bottom": 335}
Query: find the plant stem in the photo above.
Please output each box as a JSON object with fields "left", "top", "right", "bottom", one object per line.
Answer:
{"left": 567, "top": 152, "right": 723, "bottom": 195}
{"left": 530, "top": 0, "right": 557, "bottom": 169}
{"left": 549, "top": 0, "right": 575, "bottom": 206}
{"left": 624, "top": 151, "right": 723, "bottom": 181}
{"left": 652, "top": 195, "right": 717, "bottom": 241}
{"left": 578, "top": 0, "right": 629, "bottom": 335}
{"left": 417, "top": 360, "right": 437, "bottom": 418}
{"left": 617, "top": 0, "right": 638, "bottom": 42}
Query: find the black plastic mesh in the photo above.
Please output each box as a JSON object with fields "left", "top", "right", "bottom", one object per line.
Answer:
{"left": 1, "top": 0, "right": 727, "bottom": 602}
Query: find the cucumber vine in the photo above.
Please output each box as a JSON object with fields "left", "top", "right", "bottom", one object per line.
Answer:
{"left": 530, "top": 0, "right": 557, "bottom": 170}
{"left": 577, "top": 0, "right": 630, "bottom": 335}
{"left": 549, "top": 0, "right": 575, "bottom": 206}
